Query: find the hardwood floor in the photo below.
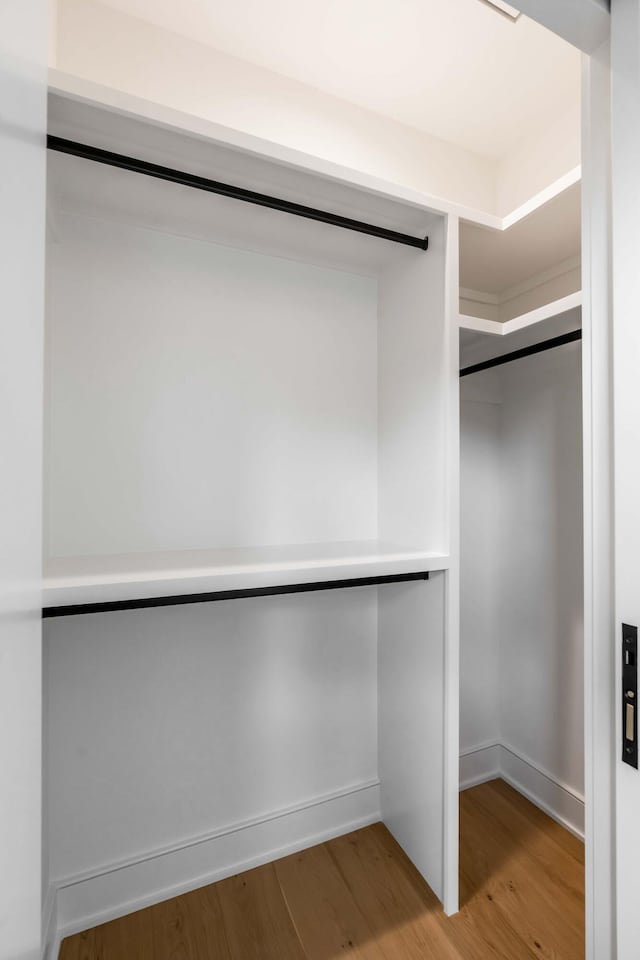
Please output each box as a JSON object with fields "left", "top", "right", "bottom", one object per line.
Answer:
{"left": 59, "top": 779, "right": 585, "bottom": 959}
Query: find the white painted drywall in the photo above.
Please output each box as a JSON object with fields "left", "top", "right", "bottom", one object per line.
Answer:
{"left": 460, "top": 341, "right": 584, "bottom": 808}
{"left": 46, "top": 211, "right": 378, "bottom": 557}
{"left": 582, "top": 35, "right": 614, "bottom": 960}
{"left": 45, "top": 589, "right": 378, "bottom": 882}
{"left": 459, "top": 374, "right": 502, "bottom": 755}
{"left": 497, "top": 108, "right": 581, "bottom": 217}
{"left": 0, "top": 3, "right": 46, "bottom": 959}
{"left": 499, "top": 342, "right": 583, "bottom": 797}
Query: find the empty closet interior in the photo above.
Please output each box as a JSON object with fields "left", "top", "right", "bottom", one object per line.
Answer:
{"left": 42, "top": 89, "right": 455, "bottom": 945}
{"left": 459, "top": 191, "right": 585, "bottom": 838}
{"left": 36, "top": 4, "right": 589, "bottom": 955}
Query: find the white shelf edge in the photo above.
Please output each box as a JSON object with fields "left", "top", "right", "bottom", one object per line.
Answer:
{"left": 459, "top": 290, "right": 583, "bottom": 337}
{"left": 47, "top": 69, "right": 581, "bottom": 234}
{"left": 458, "top": 315, "right": 504, "bottom": 336}
{"left": 43, "top": 544, "right": 451, "bottom": 609}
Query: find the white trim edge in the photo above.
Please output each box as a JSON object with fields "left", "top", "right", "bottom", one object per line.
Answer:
{"left": 459, "top": 291, "right": 583, "bottom": 337}
{"left": 501, "top": 166, "right": 582, "bottom": 230}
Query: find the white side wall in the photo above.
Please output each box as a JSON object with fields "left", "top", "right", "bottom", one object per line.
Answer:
{"left": 0, "top": 3, "right": 47, "bottom": 959}
{"left": 459, "top": 373, "right": 502, "bottom": 757}
{"left": 460, "top": 342, "right": 584, "bottom": 835}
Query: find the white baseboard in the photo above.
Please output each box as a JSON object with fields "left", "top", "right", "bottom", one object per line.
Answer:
{"left": 459, "top": 742, "right": 584, "bottom": 840}
{"left": 46, "top": 779, "right": 380, "bottom": 958}
{"left": 498, "top": 743, "right": 584, "bottom": 839}
{"left": 459, "top": 741, "right": 501, "bottom": 790}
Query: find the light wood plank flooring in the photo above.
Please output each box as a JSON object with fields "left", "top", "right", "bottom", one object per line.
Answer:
{"left": 59, "top": 779, "right": 585, "bottom": 959}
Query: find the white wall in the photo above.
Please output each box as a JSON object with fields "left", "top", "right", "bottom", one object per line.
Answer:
{"left": 46, "top": 211, "right": 378, "bottom": 558}
{"left": 496, "top": 106, "right": 581, "bottom": 217}
{"left": 459, "top": 373, "right": 502, "bottom": 756}
{"left": 460, "top": 341, "right": 584, "bottom": 831}
{"left": 0, "top": 3, "right": 47, "bottom": 959}
{"left": 499, "top": 342, "right": 584, "bottom": 797}
{"left": 46, "top": 588, "right": 379, "bottom": 927}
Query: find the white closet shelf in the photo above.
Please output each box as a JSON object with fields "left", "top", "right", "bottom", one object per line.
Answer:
{"left": 43, "top": 542, "right": 449, "bottom": 614}
{"left": 458, "top": 291, "right": 582, "bottom": 336}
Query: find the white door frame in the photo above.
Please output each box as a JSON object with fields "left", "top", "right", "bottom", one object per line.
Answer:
{"left": 493, "top": 4, "right": 616, "bottom": 959}
{"left": 582, "top": 37, "right": 616, "bottom": 960}
{"left": 610, "top": 3, "right": 640, "bottom": 957}
{"left": 0, "top": 2, "right": 48, "bottom": 959}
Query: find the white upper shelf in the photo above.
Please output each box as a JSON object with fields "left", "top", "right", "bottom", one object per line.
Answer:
{"left": 459, "top": 291, "right": 582, "bottom": 336}
{"left": 43, "top": 542, "right": 450, "bottom": 610}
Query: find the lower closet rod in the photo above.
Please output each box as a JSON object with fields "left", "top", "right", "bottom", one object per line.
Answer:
{"left": 47, "top": 135, "right": 429, "bottom": 251}
{"left": 42, "top": 571, "right": 430, "bottom": 618}
{"left": 460, "top": 328, "right": 582, "bottom": 378}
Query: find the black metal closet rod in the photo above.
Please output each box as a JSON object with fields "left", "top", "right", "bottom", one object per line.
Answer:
{"left": 42, "top": 570, "right": 430, "bottom": 618}
{"left": 47, "top": 135, "right": 429, "bottom": 251}
{"left": 459, "top": 328, "right": 582, "bottom": 378}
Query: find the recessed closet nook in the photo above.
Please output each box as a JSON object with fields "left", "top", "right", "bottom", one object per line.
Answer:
{"left": 42, "top": 89, "right": 456, "bottom": 949}
{"left": 459, "top": 185, "right": 584, "bottom": 833}
{"left": 33, "top": 4, "right": 588, "bottom": 959}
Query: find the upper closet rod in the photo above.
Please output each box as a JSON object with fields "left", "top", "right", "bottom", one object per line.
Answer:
{"left": 459, "top": 328, "right": 582, "bottom": 378}
{"left": 47, "top": 136, "right": 429, "bottom": 251}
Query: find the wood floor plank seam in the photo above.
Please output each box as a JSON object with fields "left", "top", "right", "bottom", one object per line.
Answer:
{"left": 59, "top": 778, "right": 585, "bottom": 960}
{"left": 274, "top": 867, "right": 311, "bottom": 960}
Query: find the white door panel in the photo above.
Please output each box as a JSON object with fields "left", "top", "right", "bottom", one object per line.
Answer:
{"left": 0, "top": 2, "right": 47, "bottom": 958}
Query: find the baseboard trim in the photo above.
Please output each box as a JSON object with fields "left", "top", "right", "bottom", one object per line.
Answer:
{"left": 459, "top": 742, "right": 584, "bottom": 840}
{"left": 459, "top": 741, "right": 501, "bottom": 790}
{"left": 499, "top": 743, "right": 584, "bottom": 840}
{"left": 47, "top": 779, "right": 380, "bottom": 957}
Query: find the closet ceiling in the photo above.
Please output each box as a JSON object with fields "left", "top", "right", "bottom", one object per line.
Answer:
{"left": 94, "top": 0, "right": 580, "bottom": 159}
{"left": 460, "top": 182, "right": 581, "bottom": 295}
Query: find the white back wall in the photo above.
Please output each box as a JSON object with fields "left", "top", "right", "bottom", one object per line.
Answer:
{"left": 460, "top": 341, "right": 584, "bottom": 812}
{"left": 46, "top": 211, "right": 378, "bottom": 557}
{"left": 499, "top": 342, "right": 584, "bottom": 796}
{"left": 46, "top": 588, "right": 378, "bottom": 883}
{"left": 0, "top": 2, "right": 47, "bottom": 957}
{"left": 460, "top": 374, "right": 502, "bottom": 754}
